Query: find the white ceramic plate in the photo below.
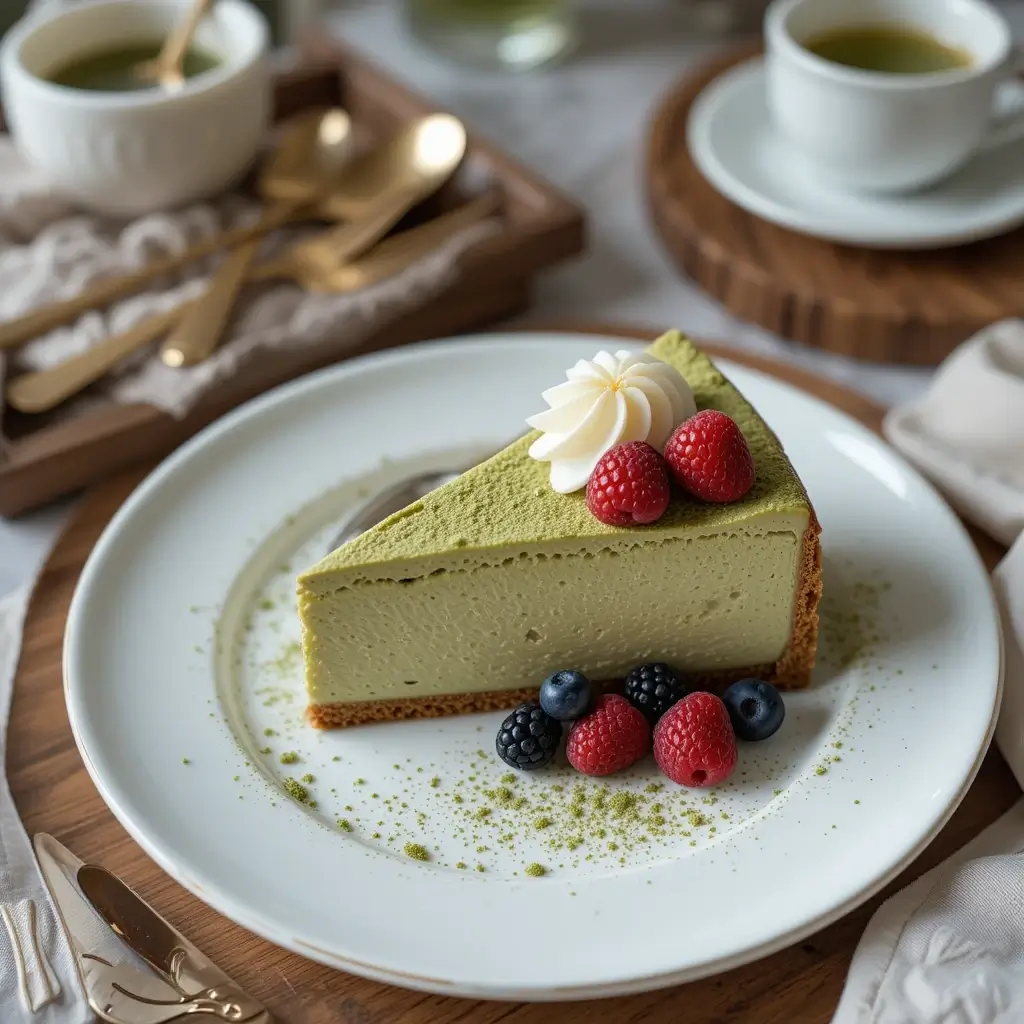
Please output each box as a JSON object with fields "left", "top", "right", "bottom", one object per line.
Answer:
{"left": 687, "top": 58, "right": 1024, "bottom": 249}
{"left": 65, "top": 332, "right": 1002, "bottom": 1001}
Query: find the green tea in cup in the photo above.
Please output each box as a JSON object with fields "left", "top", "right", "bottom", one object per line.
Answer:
{"left": 47, "top": 41, "right": 220, "bottom": 92}
{"left": 803, "top": 25, "right": 972, "bottom": 74}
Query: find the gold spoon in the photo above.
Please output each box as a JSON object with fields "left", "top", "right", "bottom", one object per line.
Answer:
{"left": 135, "top": 0, "right": 214, "bottom": 90}
{"left": 161, "top": 112, "right": 466, "bottom": 368}
{"left": 160, "top": 108, "right": 354, "bottom": 368}
{"left": 5, "top": 193, "right": 497, "bottom": 414}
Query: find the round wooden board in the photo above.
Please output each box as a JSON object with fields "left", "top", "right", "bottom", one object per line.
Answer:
{"left": 647, "top": 44, "right": 1024, "bottom": 366}
{"left": 8, "top": 326, "right": 1015, "bottom": 1024}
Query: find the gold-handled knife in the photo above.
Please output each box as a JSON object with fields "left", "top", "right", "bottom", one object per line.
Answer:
{"left": 34, "top": 834, "right": 272, "bottom": 1024}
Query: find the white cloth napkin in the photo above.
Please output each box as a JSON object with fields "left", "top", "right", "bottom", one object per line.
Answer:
{"left": 0, "top": 136, "right": 494, "bottom": 439}
{"left": 0, "top": 585, "right": 89, "bottom": 1022}
{"left": 834, "top": 320, "right": 1024, "bottom": 1023}
{"left": 883, "top": 319, "right": 1024, "bottom": 548}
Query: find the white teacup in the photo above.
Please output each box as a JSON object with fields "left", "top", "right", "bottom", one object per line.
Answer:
{"left": 0, "top": 0, "right": 270, "bottom": 216}
{"left": 765, "top": 0, "right": 1024, "bottom": 193}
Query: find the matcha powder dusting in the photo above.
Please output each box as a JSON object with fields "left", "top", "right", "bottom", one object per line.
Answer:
{"left": 283, "top": 778, "right": 309, "bottom": 804}
{"left": 609, "top": 792, "right": 639, "bottom": 819}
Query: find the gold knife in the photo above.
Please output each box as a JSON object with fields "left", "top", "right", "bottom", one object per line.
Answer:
{"left": 34, "top": 834, "right": 272, "bottom": 1024}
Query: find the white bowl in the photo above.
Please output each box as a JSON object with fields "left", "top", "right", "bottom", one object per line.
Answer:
{"left": 0, "top": 0, "right": 270, "bottom": 216}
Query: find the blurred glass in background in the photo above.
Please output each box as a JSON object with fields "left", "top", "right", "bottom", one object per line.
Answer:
{"left": 403, "top": 0, "right": 576, "bottom": 70}
{"left": 0, "top": 0, "right": 320, "bottom": 45}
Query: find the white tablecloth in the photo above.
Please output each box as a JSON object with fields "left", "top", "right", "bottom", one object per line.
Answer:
{"left": 4, "top": 0, "right": 1022, "bottom": 594}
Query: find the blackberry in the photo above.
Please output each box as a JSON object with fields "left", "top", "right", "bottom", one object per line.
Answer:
{"left": 495, "top": 702, "right": 561, "bottom": 771}
{"left": 623, "top": 663, "right": 687, "bottom": 724}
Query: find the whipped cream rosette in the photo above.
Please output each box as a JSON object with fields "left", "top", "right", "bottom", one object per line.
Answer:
{"left": 526, "top": 349, "right": 696, "bottom": 493}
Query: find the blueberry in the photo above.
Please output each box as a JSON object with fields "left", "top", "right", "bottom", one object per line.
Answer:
{"left": 722, "top": 679, "right": 785, "bottom": 741}
{"left": 539, "top": 670, "right": 593, "bottom": 721}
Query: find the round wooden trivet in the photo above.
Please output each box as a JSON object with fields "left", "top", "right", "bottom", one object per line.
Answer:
{"left": 647, "top": 44, "right": 1024, "bottom": 366}
{"left": 8, "top": 327, "right": 1015, "bottom": 1024}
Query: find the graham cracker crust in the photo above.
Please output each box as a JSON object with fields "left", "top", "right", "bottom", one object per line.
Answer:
{"left": 308, "top": 686, "right": 543, "bottom": 729}
{"left": 307, "top": 513, "right": 822, "bottom": 730}
{"left": 771, "top": 506, "right": 822, "bottom": 690}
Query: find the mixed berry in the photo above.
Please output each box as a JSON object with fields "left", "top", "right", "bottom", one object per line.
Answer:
{"left": 566, "top": 695, "right": 649, "bottom": 777}
{"left": 539, "top": 669, "right": 593, "bottom": 721}
{"left": 586, "top": 441, "right": 671, "bottom": 527}
{"left": 494, "top": 665, "right": 785, "bottom": 789}
{"left": 623, "top": 662, "right": 687, "bottom": 724}
{"left": 583, "top": 410, "right": 756, "bottom": 527}
{"left": 653, "top": 692, "right": 737, "bottom": 788}
{"left": 495, "top": 702, "right": 561, "bottom": 771}
{"left": 722, "top": 678, "right": 786, "bottom": 742}
{"left": 664, "top": 409, "right": 756, "bottom": 504}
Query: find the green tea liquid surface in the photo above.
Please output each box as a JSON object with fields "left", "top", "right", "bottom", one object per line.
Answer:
{"left": 48, "top": 42, "right": 220, "bottom": 92}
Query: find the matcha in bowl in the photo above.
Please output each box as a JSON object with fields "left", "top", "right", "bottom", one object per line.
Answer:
{"left": 46, "top": 40, "right": 222, "bottom": 93}
{"left": 0, "top": 0, "right": 270, "bottom": 215}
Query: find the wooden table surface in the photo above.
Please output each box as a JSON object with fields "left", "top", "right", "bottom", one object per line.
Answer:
{"left": 7, "top": 327, "right": 1016, "bottom": 1022}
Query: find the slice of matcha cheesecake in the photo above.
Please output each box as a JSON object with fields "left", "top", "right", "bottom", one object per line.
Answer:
{"left": 298, "top": 331, "right": 822, "bottom": 729}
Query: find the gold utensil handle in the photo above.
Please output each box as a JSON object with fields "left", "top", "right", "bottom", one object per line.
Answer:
{"left": 5, "top": 306, "right": 185, "bottom": 413}
{"left": 322, "top": 192, "right": 501, "bottom": 291}
{"left": 161, "top": 196, "right": 306, "bottom": 368}
{"left": 6, "top": 260, "right": 297, "bottom": 414}
{"left": 311, "top": 185, "right": 425, "bottom": 268}
{"left": 160, "top": 237, "right": 261, "bottom": 368}
{"left": 0, "top": 203, "right": 299, "bottom": 353}
{"left": 156, "top": 0, "right": 214, "bottom": 78}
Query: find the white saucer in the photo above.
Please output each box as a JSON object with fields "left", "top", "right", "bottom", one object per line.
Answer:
{"left": 687, "top": 58, "right": 1024, "bottom": 250}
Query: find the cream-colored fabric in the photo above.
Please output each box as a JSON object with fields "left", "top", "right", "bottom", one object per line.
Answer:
{"left": 0, "top": 585, "right": 90, "bottom": 1023}
{"left": 837, "top": 323, "right": 1024, "bottom": 1023}
{"left": 883, "top": 319, "right": 1024, "bottom": 547}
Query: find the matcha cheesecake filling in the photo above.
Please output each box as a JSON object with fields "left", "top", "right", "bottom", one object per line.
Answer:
{"left": 301, "top": 511, "right": 806, "bottom": 703}
{"left": 297, "top": 331, "right": 822, "bottom": 726}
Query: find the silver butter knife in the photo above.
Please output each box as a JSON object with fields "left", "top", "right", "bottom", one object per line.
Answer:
{"left": 34, "top": 834, "right": 272, "bottom": 1024}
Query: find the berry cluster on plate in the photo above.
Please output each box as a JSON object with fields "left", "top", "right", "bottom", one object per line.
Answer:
{"left": 586, "top": 409, "right": 755, "bottom": 526}
{"left": 495, "top": 666, "right": 785, "bottom": 788}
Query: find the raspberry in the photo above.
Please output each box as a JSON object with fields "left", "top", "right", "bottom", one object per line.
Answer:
{"left": 653, "top": 692, "right": 737, "bottom": 788}
{"left": 586, "top": 441, "right": 671, "bottom": 527}
{"left": 566, "top": 694, "right": 650, "bottom": 776}
{"left": 663, "top": 410, "right": 755, "bottom": 503}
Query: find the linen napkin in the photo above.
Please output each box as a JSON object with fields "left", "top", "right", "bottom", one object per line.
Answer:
{"left": 834, "top": 320, "right": 1024, "bottom": 1023}
{"left": 0, "top": 136, "right": 495, "bottom": 440}
{"left": 0, "top": 584, "right": 89, "bottom": 1022}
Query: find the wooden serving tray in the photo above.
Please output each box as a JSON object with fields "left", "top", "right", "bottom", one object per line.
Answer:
{"left": 647, "top": 43, "right": 1024, "bottom": 366}
{"left": 0, "top": 40, "right": 585, "bottom": 517}
{"left": 9, "top": 324, "right": 1015, "bottom": 1024}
